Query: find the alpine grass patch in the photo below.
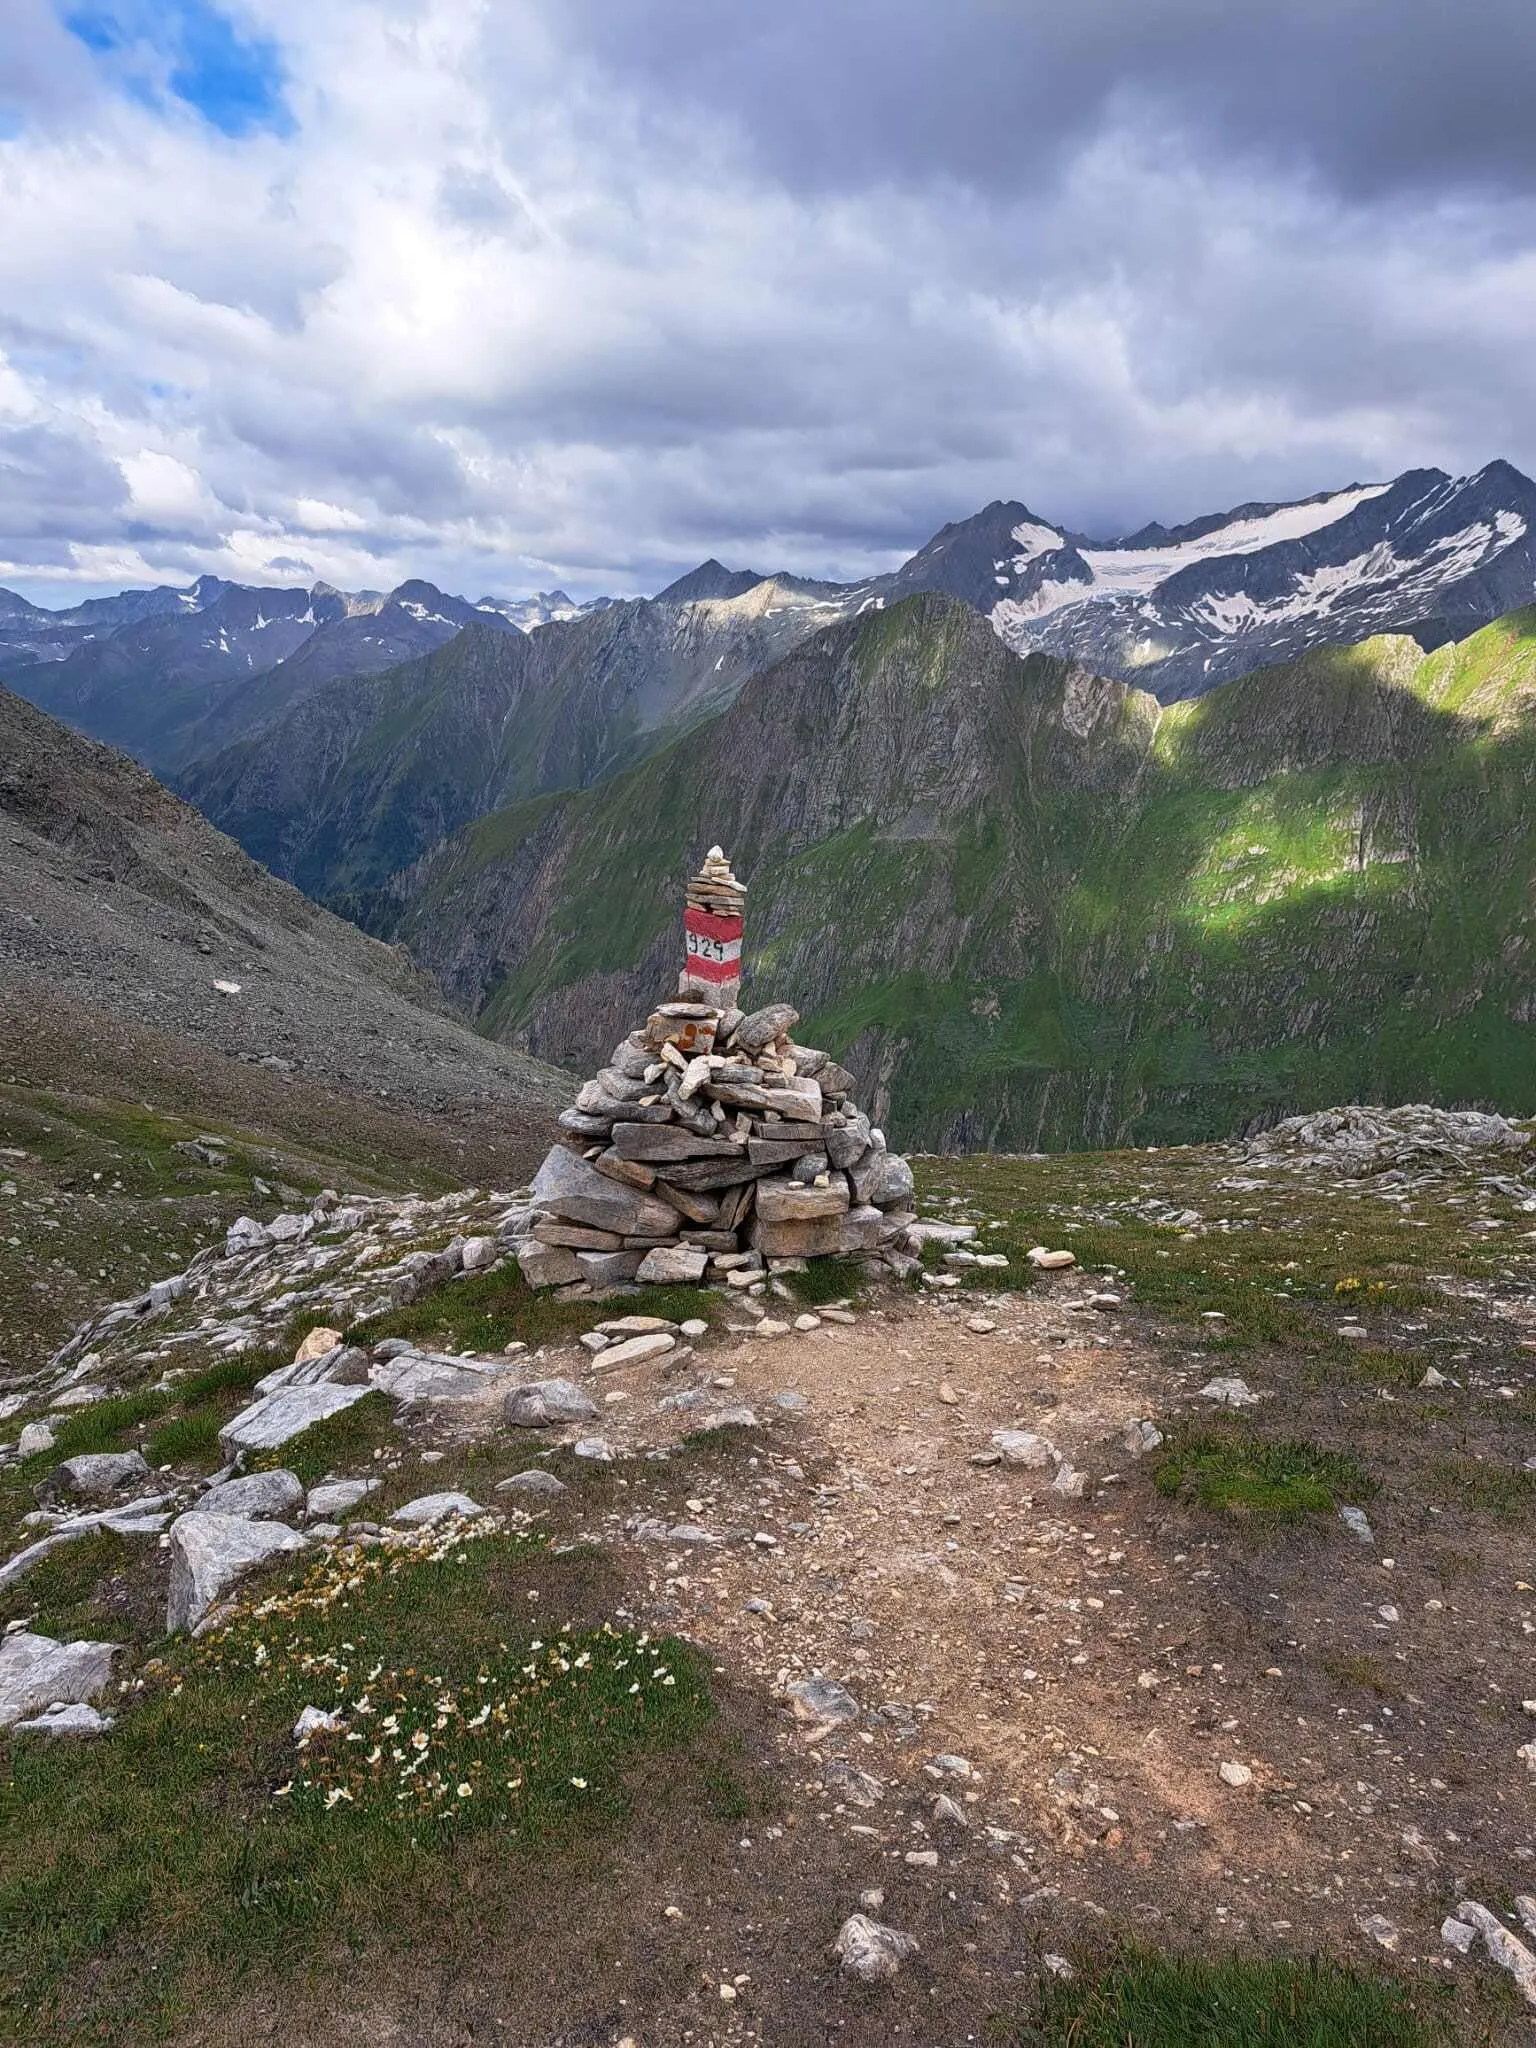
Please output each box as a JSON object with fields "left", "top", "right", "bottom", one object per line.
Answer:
{"left": 0, "top": 1522, "right": 719, "bottom": 2042}
{"left": 1011, "top": 1946, "right": 1445, "bottom": 2045}
{"left": 1152, "top": 1429, "right": 1375, "bottom": 1525}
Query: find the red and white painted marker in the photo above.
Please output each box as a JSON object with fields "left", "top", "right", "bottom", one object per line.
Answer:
{"left": 683, "top": 904, "right": 743, "bottom": 987}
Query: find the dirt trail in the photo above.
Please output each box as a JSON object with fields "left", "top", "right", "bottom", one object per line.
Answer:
{"left": 484, "top": 1275, "right": 1532, "bottom": 2029}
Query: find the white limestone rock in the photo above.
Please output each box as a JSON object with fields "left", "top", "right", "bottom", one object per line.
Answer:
{"left": 166, "top": 1512, "right": 309, "bottom": 1631}
{"left": 0, "top": 1630, "right": 119, "bottom": 1729}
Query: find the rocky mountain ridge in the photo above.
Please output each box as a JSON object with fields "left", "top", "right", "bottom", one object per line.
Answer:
{"left": 0, "top": 573, "right": 612, "bottom": 776}
{"left": 176, "top": 576, "right": 857, "bottom": 904}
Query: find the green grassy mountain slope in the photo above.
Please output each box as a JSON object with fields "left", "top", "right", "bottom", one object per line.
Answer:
{"left": 379, "top": 596, "right": 1536, "bottom": 1152}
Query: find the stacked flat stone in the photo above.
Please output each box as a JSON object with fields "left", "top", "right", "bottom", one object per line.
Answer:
{"left": 508, "top": 997, "right": 917, "bottom": 1291}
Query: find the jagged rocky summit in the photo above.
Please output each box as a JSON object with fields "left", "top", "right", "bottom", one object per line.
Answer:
{"left": 507, "top": 850, "right": 917, "bottom": 1290}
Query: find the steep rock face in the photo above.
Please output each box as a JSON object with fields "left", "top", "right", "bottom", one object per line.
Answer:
{"left": 181, "top": 578, "right": 857, "bottom": 904}
{"left": 385, "top": 597, "right": 1536, "bottom": 1153}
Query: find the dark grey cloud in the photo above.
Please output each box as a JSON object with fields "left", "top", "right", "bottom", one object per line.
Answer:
{"left": 555, "top": 0, "right": 1536, "bottom": 205}
{"left": 0, "top": 421, "right": 129, "bottom": 551}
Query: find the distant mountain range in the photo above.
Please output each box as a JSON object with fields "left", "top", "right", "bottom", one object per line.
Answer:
{"left": 5, "top": 458, "right": 1536, "bottom": 1151}
{"left": 6, "top": 461, "right": 1535, "bottom": 782}
{"left": 0, "top": 574, "right": 612, "bottom": 773}
{"left": 175, "top": 575, "right": 853, "bottom": 902}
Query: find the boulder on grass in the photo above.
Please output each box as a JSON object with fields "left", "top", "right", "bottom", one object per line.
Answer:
{"left": 36, "top": 1451, "right": 149, "bottom": 1504}
{"left": 218, "top": 1383, "right": 371, "bottom": 1456}
{"left": 503, "top": 1379, "right": 598, "bottom": 1427}
{"left": 166, "top": 1512, "right": 309, "bottom": 1631}
{"left": 199, "top": 1469, "right": 305, "bottom": 1522}
{"left": 0, "top": 1630, "right": 120, "bottom": 1729}
{"left": 390, "top": 1492, "right": 483, "bottom": 1527}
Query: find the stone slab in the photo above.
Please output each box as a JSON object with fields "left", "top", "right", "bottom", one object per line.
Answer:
{"left": 659, "top": 1155, "right": 781, "bottom": 1192}
{"left": 748, "top": 1135, "right": 824, "bottom": 1165}
{"left": 593, "top": 1332, "right": 677, "bottom": 1368}
{"left": 530, "top": 1147, "right": 679, "bottom": 1238}
{"left": 636, "top": 1246, "right": 709, "bottom": 1284}
{"left": 651, "top": 1180, "right": 721, "bottom": 1224}
{"left": 592, "top": 1151, "right": 657, "bottom": 1190}
{"left": 838, "top": 1204, "right": 886, "bottom": 1253}
{"left": 755, "top": 1179, "right": 850, "bottom": 1223}
{"left": 532, "top": 1221, "right": 627, "bottom": 1250}
{"left": 218, "top": 1383, "right": 371, "bottom": 1456}
{"left": 166, "top": 1512, "right": 309, "bottom": 1631}
{"left": 610, "top": 1124, "right": 745, "bottom": 1163}
{"left": 575, "top": 1249, "right": 646, "bottom": 1286}
{"left": 518, "top": 1241, "right": 583, "bottom": 1288}
{"left": 748, "top": 1214, "right": 846, "bottom": 1259}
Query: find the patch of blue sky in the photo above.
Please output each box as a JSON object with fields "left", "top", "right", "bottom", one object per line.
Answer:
{"left": 62, "top": 0, "right": 292, "bottom": 138}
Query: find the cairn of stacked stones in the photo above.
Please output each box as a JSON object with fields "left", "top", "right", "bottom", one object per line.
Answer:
{"left": 507, "top": 848, "right": 917, "bottom": 1291}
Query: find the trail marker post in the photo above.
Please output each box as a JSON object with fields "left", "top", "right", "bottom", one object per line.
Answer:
{"left": 679, "top": 845, "right": 745, "bottom": 1011}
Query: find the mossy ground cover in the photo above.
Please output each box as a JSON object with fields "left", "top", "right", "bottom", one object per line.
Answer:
{"left": 0, "top": 1524, "right": 735, "bottom": 2044}
{"left": 1152, "top": 1427, "right": 1376, "bottom": 1525}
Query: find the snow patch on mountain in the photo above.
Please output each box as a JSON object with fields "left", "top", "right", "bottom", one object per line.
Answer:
{"left": 1002, "top": 483, "right": 1395, "bottom": 623}
{"left": 1003, "top": 520, "right": 1067, "bottom": 569}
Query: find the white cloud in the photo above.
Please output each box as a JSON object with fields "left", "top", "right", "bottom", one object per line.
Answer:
{"left": 2, "top": 0, "right": 1535, "bottom": 603}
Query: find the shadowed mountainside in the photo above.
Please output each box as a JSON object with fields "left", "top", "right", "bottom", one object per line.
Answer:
{"left": 176, "top": 580, "right": 854, "bottom": 899}
{"left": 0, "top": 683, "right": 568, "bottom": 1144}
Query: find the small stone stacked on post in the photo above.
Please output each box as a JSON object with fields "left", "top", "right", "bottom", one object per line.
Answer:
{"left": 679, "top": 844, "right": 745, "bottom": 1011}
{"left": 505, "top": 848, "right": 917, "bottom": 1292}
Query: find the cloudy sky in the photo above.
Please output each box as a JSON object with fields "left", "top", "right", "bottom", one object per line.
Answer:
{"left": 2, "top": 0, "right": 1534, "bottom": 604}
